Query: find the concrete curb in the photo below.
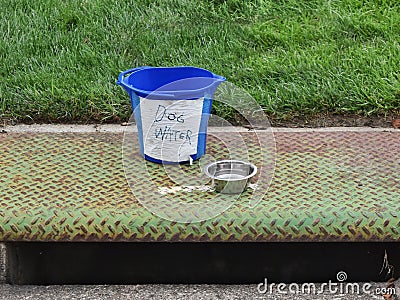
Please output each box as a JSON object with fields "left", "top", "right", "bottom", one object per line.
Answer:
{"left": 2, "top": 124, "right": 399, "bottom": 133}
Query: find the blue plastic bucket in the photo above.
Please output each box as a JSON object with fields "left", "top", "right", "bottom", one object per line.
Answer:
{"left": 117, "top": 66, "right": 225, "bottom": 164}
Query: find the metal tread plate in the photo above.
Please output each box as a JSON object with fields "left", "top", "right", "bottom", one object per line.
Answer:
{"left": 0, "top": 131, "right": 399, "bottom": 242}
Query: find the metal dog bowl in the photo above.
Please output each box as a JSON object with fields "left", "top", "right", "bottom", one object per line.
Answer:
{"left": 204, "top": 160, "right": 258, "bottom": 194}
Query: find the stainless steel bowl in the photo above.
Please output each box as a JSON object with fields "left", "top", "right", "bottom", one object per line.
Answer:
{"left": 204, "top": 160, "right": 258, "bottom": 194}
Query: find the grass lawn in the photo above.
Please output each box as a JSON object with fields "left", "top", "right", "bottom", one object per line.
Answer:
{"left": 0, "top": 0, "right": 399, "bottom": 123}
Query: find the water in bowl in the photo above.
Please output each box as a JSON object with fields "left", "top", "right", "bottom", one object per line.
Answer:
{"left": 215, "top": 173, "right": 246, "bottom": 180}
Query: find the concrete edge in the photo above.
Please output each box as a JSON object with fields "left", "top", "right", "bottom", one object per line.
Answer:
{"left": 1, "top": 124, "right": 399, "bottom": 133}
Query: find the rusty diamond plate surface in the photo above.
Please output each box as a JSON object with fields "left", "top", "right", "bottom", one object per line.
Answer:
{"left": 0, "top": 131, "right": 399, "bottom": 242}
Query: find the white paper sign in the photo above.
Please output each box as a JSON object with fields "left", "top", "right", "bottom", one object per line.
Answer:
{"left": 139, "top": 97, "right": 204, "bottom": 162}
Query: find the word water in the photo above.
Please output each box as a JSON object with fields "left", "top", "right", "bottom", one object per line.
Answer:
{"left": 154, "top": 126, "right": 192, "bottom": 145}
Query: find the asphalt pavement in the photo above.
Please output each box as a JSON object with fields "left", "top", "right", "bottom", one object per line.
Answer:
{"left": 0, "top": 282, "right": 397, "bottom": 300}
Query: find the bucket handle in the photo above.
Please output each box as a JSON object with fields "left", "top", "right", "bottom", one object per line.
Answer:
{"left": 116, "top": 66, "right": 151, "bottom": 86}
{"left": 117, "top": 67, "right": 225, "bottom": 99}
{"left": 212, "top": 74, "right": 226, "bottom": 82}
{"left": 116, "top": 66, "right": 177, "bottom": 97}
{"left": 116, "top": 66, "right": 175, "bottom": 98}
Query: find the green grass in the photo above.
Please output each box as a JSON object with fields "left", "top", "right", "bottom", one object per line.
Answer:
{"left": 0, "top": 0, "right": 399, "bottom": 123}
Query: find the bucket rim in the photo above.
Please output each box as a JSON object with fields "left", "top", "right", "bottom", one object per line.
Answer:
{"left": 117, "top": 66, "right": 226, "bottom": 99}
